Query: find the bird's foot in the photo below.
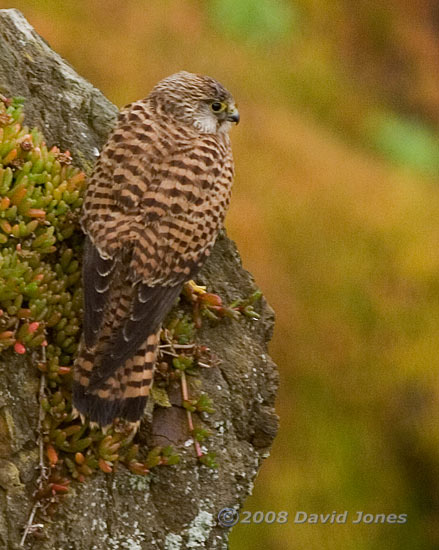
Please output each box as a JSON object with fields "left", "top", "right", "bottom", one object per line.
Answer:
{"left": 183, "top": 280, "right": 223, "bottom": 328}
{"left": 185, "top": 280, "right": 207, "bottom": 296}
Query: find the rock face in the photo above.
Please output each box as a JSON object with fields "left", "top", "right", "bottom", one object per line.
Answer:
{"left": 0, "top": 9, "right": 278, "bottom": 550}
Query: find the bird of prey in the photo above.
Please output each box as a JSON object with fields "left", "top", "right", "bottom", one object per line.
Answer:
{"left": 73, "top": 71, "right": 239, "bottom": 427}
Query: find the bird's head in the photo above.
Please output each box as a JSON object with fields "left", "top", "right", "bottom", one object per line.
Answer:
{"left": 149, "top": 71, "right": 239, "bottom": 134}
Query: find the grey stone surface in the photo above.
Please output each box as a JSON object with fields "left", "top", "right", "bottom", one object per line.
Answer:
{"left": 0, "top": 9, "right": 278, "bottom": 550}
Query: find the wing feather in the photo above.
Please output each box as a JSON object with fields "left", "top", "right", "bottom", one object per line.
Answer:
{"left": 82, "top": 236, "right": 115, "bottom": 348}
{"left": 88, "top": 283, "right": 182, "bottom": 389}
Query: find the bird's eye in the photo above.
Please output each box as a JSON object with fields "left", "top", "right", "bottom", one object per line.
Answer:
{"left": 210, "top": 101, "right": 225, "bottom": 113}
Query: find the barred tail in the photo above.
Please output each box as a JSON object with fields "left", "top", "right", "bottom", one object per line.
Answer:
{"left": 73, "top": 331, "right": 159, "bottom": 427}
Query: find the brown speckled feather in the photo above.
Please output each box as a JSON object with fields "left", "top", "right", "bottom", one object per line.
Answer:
{"left": 73, "top": 72, "right": 237, "bottom": 426}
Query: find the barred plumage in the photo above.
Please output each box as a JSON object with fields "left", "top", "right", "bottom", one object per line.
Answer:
{"left": 73, "top": 72, "right": 239, "bottom": 426}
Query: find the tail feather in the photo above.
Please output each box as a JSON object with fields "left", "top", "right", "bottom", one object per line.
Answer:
{"left": 73, "top": 331, "right": 159, "bottom": 426}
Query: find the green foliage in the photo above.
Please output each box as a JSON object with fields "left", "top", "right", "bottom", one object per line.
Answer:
{"left": 208, "top": 0, "right": 299, "bottom": 44}
{"left": 0, "top": 96, "right": 84, "bottom": 362}
{"left": 192, "top": 426, "right": 210, "bottom": 443}
{"left": 146, "top": 446, "right": 180, "bottom": 468}
{"left": 195, "top": 393, "right": 215, "bottom": 414}
{"left": 166, "top": 314, "right": 196, "bottom": 344}
{"left": 198, "top": 451, "right": 218, "bottom": 469}
{"left": 173, "top": 354, "right": 195, "bottom": 371}
{"left": 367, "top": 112, "right": 439, "bottom": 176}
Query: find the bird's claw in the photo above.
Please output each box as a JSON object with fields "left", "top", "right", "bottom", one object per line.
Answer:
{"left": 185, "top": 280, "right": 207, "bottom": 295}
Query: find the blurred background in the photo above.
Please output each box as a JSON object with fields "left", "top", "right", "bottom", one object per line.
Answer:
{"left": 3, "top": 1, "right": 439, "bottom": 548}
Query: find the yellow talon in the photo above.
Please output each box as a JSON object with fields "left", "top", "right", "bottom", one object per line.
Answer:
{"left": 186, "top": 280, "right": 207, "bottom": 295}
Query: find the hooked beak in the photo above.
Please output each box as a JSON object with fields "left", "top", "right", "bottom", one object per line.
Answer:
{"left": 226, "top": 106, "right": 240, "bottom": 124}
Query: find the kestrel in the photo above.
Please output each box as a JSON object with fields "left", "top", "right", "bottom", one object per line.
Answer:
{"left": 73, "top": 71, "right": 239, "bottom": 426}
